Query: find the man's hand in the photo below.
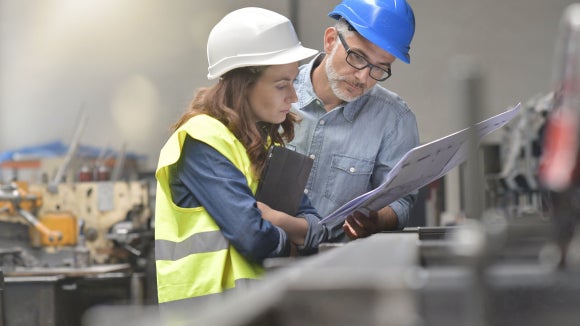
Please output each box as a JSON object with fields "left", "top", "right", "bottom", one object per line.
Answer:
{"left": 343, "top": 211, "right": 380, "bottom": 240}
{"left": 343, "top": 206, "right": 399, "bottom": 240}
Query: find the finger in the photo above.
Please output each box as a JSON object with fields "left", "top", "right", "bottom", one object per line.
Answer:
{"left": 351, "top": 212, "right": 380, "bottom": 234}
{"left": 345, "top": 215, "right": 369, "bottom": 239}
{"left": 343, "top": 216, "right": 366, "bottom": 239}
{"left": 256, "top": 201, "right": 270, "bottom": 210}
{"left": 343, "top": 223, "right": 356, "bottom": 240}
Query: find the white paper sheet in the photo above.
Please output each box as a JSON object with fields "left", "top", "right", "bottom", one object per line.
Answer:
{"left": 319, "top": 103, "right": 522, "bottom": 225}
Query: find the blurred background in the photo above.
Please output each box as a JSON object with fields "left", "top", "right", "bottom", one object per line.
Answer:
{"left": 3, "top": 1, "right": 580, "bottom": 325}
{"left": 0, "top": 0, "right": 568, "bottom": 162}
{"left": 0, "top": 0, "right": 574, "bottom": 213}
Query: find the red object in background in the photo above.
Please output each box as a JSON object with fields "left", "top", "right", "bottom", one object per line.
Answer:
{"left": 78, "top": 165, "right": 93, "bottom": 182}
{"left": 539, "top": 108, "right": 579, "bottom": 191}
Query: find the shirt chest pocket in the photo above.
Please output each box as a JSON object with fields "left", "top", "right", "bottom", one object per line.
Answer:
{"left": 325, "top": 154, "right": 374, "bottom": 204}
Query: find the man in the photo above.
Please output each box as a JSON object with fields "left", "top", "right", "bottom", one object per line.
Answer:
{"left": 289, "top": 0, "right": 419, "bottom": 241}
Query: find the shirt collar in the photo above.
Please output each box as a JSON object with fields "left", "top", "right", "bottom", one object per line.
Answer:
{"left": 295, "top": 54, "right": 323, "bottom": 109}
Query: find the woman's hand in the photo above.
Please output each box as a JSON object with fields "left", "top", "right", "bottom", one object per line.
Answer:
{"left": 256, "top": 201, "right": 281, "bottom": 224}
{"left": 257, "top": 201, "right": 307, "bottom": 246}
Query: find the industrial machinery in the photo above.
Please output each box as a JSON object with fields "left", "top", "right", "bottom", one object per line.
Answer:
{"left": 0, "top": 179, "right": 152, "bottom": 266}
{"left": 0, "top": 149, "right": 155, "bottom": 325}
{"left": 483, "top": 92, "right": 552, "bottom": 213}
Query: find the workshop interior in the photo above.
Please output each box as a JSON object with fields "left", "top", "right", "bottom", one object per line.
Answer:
{"left": 2, "top": 0, "right": 580, "bottom": 325}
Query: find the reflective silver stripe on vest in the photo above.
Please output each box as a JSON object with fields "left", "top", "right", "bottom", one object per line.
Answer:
{"left": 155, "top": 230, "right": 229, "bottom": 261}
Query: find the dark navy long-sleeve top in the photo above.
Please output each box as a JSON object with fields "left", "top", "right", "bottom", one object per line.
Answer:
{"left": 169, "top": 136, "right": 331, "bottom": 263}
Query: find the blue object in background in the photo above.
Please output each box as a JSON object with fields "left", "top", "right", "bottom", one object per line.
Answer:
{"left": 0, "top": 140, "right": 146, "bottom": 163}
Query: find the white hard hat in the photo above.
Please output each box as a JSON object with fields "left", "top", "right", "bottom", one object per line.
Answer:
{"left": 207, "top": 7, "right": 318, "bottom": 80}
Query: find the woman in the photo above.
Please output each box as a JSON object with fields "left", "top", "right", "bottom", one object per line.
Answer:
{"left": 154, "top": 7, "right": 327, "bottom": 311}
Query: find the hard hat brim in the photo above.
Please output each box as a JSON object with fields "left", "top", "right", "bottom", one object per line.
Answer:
{"left": 207, "top": 45, "right": 318, "bottom": 80}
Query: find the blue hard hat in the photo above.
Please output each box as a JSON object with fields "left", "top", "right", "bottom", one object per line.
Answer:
{"left": 329, "top": 0, "right": 415, "bottom": 64}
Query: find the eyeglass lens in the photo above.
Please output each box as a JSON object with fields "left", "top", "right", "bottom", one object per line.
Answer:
{"left": 338, "top": 32, "right": 391, "bottom": 81}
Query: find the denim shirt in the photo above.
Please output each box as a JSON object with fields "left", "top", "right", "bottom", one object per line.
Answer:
{"left": 289, "top": 54, "right": 420, "bottom": 235}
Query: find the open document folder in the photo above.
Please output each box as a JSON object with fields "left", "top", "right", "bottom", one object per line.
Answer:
{"left": 319, "top": 102, "right": 522, "bottom": 225}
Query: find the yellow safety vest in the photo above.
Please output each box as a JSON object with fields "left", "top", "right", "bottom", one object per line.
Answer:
{"left": 155, "top": 114, "right": 263, "bottom": 304}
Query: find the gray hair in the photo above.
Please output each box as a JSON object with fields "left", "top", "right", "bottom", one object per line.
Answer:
{"left": 335, "top": 18, "right": 356, "bottom": 37}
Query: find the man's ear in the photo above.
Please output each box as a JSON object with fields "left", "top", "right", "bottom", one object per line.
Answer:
{"left": 323, "top": 27, "right": 338, "bottom": 53}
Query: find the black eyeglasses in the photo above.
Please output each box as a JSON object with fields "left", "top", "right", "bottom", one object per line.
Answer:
{"left": 337, "top": 32, "right": 392, "bottom": 82}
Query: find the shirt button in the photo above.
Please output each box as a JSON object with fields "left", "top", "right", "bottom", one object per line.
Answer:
{"left": 304, "top": 189, "right": 309, "bottom": 195}
{"left": 349, "top": 167, "right": 356, "bottom": 173}
{"left": 309, "top": 154, "right": 315, "bottom": 160}
{"left": 319, "top": 120, "right": 325, "bottom": 125}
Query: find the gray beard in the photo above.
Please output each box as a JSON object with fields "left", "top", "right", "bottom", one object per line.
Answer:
{"left": 324, "top": 48, "right": 371, "bottom": 103}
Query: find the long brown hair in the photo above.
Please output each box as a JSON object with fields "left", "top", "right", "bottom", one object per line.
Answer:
{"left": 171, "top": 66, "right": 299, "bottom": 177}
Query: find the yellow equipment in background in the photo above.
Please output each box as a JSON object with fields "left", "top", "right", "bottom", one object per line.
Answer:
{"left": 29, "top": 211, "right": 77, "bottom": 247}
{"left": 0, "top": 181, "right": 67, "bottom": 246}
